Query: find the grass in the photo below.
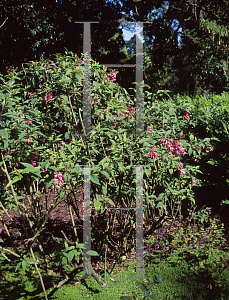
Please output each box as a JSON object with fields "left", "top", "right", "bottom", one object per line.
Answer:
{"left": 1, "top": 241, "right": 229, "bottom": 300}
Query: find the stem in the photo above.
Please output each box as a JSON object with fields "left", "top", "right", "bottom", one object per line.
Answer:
{"left": 78, "top": 106, "right": 86, "bottom": 136}
{"left": 1, "top": 154, "right": 48, "bottom": 299}
{"left": 163, "top": 111, "right": 164, "bottom": 129}
{"left": 67, "top": 194, "right": 79, "bottom": 242}
{"left": 1, "top": 153, "right": 29, "bottom": 245}
{"left": 104, "top": 242, "right": 107, "bottom": 284}
{"left": 99, "top": 133, "right": 107, "bottom": 157}
{"left": 0, "top": 216, "right": 21, "bottom": 255}
{"left": 30, "top": 246, "right": 48, "bottom": 300}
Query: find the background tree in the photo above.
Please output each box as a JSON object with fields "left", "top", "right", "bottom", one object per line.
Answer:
{"left": 1, "top": 0, "right": 229, "bottom": 96}
{"left": 0, "top": 1, "right": 129, "bottom": 75}
{"left": 119, "top": 0, "right": 229, "bottom": 96}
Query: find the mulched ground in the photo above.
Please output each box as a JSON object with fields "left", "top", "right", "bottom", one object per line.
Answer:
{"left": 1, "top": 185, "right": 229, "bottom": 264}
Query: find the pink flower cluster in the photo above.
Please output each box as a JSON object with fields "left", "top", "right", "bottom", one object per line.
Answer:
{"left": 178, "top": 163, "right": 185, "bottom": 175}
{"left": 44, "top": 91, "right": 54, "bottom": 102}
{"left": 89, "top": 97, "right": 99, "bottom": 104}
{"left": 27, "top": 92, "right": 33, "bottom": 99}
{"left": 158, "top": 138, "right": 185, "bottom": 156}
{"left": 32, "top": 152, "right": 38, "bottom": 159}
{"left": 26, "top": 138, "right": 33, "bottom": 143}
{"left": 128, "top": 106, "right": 135, "bottom": 119}
{"left": 111, "top": 107, "right": 135, "bottom": 127}
{"left": 129, "top": 106, "right": 135, "bottom": 114}
{"left": 113, "top": 123, "right": 120, "bottom": 130}
{"left": 92, "top": 261, "right": 99, "bottom": 269}
{"left": 206, "top": 147, "right": 213, "bottom": 152}
{"left": 52, "top": 172, "right": 64, "bottom": 192}
{"left": 191, "top": 179, "right": 196, "bottom": 186}
{"left": 108, "top": 72, "right": 117, "bottom": 82}
{"left": 25, "top": 120, "right": 32, "bottom": 124}
{"left": 147, "top": 146, "right": 158, "bottom": 159}
{"left": 182, "top": 110, "right": 190, "bottom": 120}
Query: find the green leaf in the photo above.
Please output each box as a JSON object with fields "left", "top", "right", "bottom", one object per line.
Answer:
{"left": 156, "top": 201, "right": 163, "bottom": 208}
{"left": 123, "top": 132, "right": 127, "bottom": 142}
{"left": 18, "top": 131, "right": 27, "bottom": 140}
{"left": 154, "top": 274, "right": 163, "bottom": 283}
{"left": 20, "top": 162, "right": 36, "bottom": 169}
{"left": 169, "top": 169, "right": 173, "bottom": 175}
{"left": 104, "top": 197, "right": 115, "bottom": 207}
{"left": 102, "top": 184, "right": 107, "bottom": 196}
{"left": 0, "top": 238, "right": 3, "bottom": 243}
{"left": 60, "top": 151, "right": 67, "bottom": 160}
{"left": 27, "top": 259, "right": 38, "bottom": 264}
{"left": 148, "top": 294, "right": 158, "bottom": 300}
{"left": 46, "top": 181, "right": 52, "bottom": 189}
{"left": 22, "top": 167, "right": 41, "bottom": 177}
{"left": 118, "top": 162, "right": 125, "bottom": 172}
{"left": 66, "top": 144, "right": 75, "bottom": 156}
{"left": 91, "top": 174, "right": 100, "bottom": 185}
{"left": 86, "top": 250, "right": 99, "bottom": 256}
{"left": 144, "top": 167, "right": 151, "bottom": 177}
{"left": 22, "top": 260, "right": 28, "bottom": 271}
{"left": 0, "top": 129, "right": 8, "bottom": 139}
{"left": 94, "top": 194, "right": 102, "bottom": 209}
{"left": 61, "top": 256, "right": 68, "bottom": 266}
{"left": 74, "top": 165, "right": 83, "bottom": 174}
{"left": 3, "top": 139, "right": 8, "bottom": 149}
{"left": 93, "top": 81, "right": 99, "bottom": 89}
{"left": 72, "top": 249, "right": 81, "bottom": 258}
{"left": 6, "top": 176, "right": 21, "bottom": 188}
{"left": 136, "top": 282, "right": 147, "bottom": 293}
{"left": 143, "top": 141, "right": 151, "bottom": 147}
{"left": 60, "top": 191, "right": 65, "bottom": 199}
{"left": 156, "top": 193, "right": 164, "bottom": 201}
{"left": 67, "top": 250, "right": 75, "bottom": 263}
{"left": 100, "top": 170, "right": 110, "bottom": 179}
{"left": 15, "top": 262, "right": 22, "bottom": 272}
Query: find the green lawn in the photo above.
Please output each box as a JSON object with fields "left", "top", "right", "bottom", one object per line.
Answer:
{"left": 1, "top": 246, "right": 229, "bottom": 300}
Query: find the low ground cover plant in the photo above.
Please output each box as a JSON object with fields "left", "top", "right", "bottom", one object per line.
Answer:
{"left": 1, "top": 224, "right": 229, "bottom": 299}
{"left": 0, "top": 51, "right": 228, "bottom": 299}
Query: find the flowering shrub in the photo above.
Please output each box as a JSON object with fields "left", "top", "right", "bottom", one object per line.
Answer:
{"left": 0, "top": 51, "right": 217, "bottom": 296}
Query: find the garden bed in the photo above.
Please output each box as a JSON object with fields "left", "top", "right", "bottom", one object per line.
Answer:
{"left": 1, "top": 185, "right": 229, "bottom": 261}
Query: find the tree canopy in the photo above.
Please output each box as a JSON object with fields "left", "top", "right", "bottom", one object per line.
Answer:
{"left": 1, "top": 0, "right": 229, "bottom": 95}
